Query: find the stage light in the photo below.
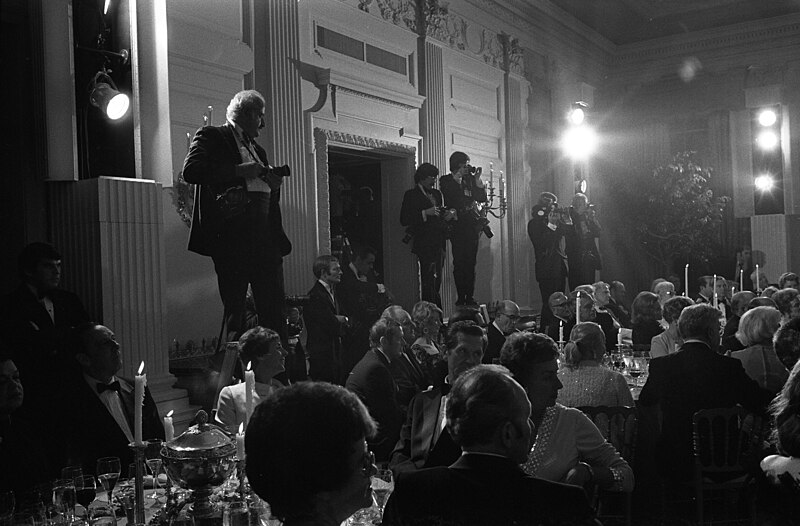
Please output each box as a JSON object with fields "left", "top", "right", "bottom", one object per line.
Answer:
{"left": 89, "top": 71, "right": 130, "bottom": 120}
{"left": 755, "top": 174, "right": 774, "bottom": 192}
{"left": 755, "top": 130, "right": 779, "bottom": 150}
{"left": 757, "top": 109, "right": 777, "bottom": 127}
{"left": 562, "top": 125, "right": 597, "bottom": 160}
{"left": 567, "top": 102, "right": 588, "bottom": 125}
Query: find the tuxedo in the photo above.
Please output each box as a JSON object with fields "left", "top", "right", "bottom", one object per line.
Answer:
{"left": 390, "top": 348, "right": 430, "bottom": 414}
{"left": 400, "top": 185, "right": 448, "bottom": 307}
{"left": 483, "top": 323, "right": 507, "bottom": 365}
{"left": 389, "top": 387, "right": 460, "bottom": 473}
{"left": 182, "top": 123, "right": 291, "bottom": 338}
{"left": 304, "top": 281, "right": 345, "bottom": 384}
{"left": 639, "top": 341, "right": 772, "bottom": 481}
{"left": 383, "top": 454, "right": 598, "bottom": 526}
{"left": 1, "top": 285, "right": 90, "bottom": 409}
{"left": 528, "top": 212, "right": 570, "bottom": 334}
{"left": 59, "top": 374, "right": 164, "bottom": 473}
{"left": 345, "top": 349, "right": 403, "bottom": 462}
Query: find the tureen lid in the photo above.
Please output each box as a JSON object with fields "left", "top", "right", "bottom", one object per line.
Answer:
{"left": 162, "top": 410, "right": 235, "bottom": 459}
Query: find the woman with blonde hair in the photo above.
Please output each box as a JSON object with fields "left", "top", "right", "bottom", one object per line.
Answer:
{"left": 558, "top": 322, "right": 634, "bottom": 407}
{"left": 730, "top": 306, "right": 789, "bottom": 394}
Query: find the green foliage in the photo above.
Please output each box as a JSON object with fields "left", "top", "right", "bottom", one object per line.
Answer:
{"left": 628, "top": 151, "right": 729, "bottom": 273}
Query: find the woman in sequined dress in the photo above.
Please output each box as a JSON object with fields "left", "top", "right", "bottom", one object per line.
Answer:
{"left": 557, "top": 322, "right": 634, "bottom": 408}
{"left": 500, "top": 331, "right": 634, "bottom": 492}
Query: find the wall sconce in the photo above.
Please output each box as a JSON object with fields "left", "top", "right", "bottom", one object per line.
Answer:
{"left": 89, "top": 69, "right": 130, "bottom": 120}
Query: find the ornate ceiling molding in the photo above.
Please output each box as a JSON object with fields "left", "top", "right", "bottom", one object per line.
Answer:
{"left": 319, "top": 128, "right": 417, "bottom": 156}
{"left": 357, "top": 0, "right": 418, "bottom": 32}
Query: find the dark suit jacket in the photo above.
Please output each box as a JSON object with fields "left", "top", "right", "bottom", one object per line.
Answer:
{"left": 439, "top": 174, "right": 487, "bottom": 240}
{"left": 390, "top": 348, "right": 430, "bottom": 415}
{"left": 304, "top": 281, "right": 344, "bottom": 383}
{"left": 483, "top": 323, "right": 506, "bottom": 364}
{"left": 383, "top": 454, "right": 598, "bottom": 526}
{"left": 338, "top": 265, "right": 387, "bottom": 373}
{"left": 182, "top": 124, "right": 291, "bottom": 258}
{"left": 1, "top": 285, "right": 90, "bottom": 407}
{"left": 59, "top": 374, "right": 164, "bottom": 473}
{"left": 639, "top": 341, "right": 772, "bottom": 480}
{"left": 390, "top": 387, "right": 452, "bottom": 473}
{"left": 345, "top": 349, "right": 402, "bottom": 462}
{"left": 399, "top": 185, "right": 447, "bottom": 256}
{"left": 528, "top": 216, "right": 569, "bottom": 281}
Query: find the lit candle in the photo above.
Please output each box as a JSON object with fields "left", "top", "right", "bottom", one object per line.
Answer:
{"left": 134, "top": 361, "right": 146, "bottom": 445}
{"left": 186, "top": 132, "right": 191, "bottom": 151}
{"left": 617, "top": 330, "right": 623, "bottom": 347}
{"left": 245, "top": 361, "right": 255, "bottom": 424}
{"left": 732, "top": 285, "right": 736, "bottom": 295}
{"left": 236, "top": 423, "right": 245, "bottom": 460}
{"left": 739, "top": 268, "right": 744, "bottom": 291}
{"left": 576, "top": 291, "right": 581, "bottom": 324}
{"left": 756, "top": 264, "right": 760, "bottom": 291}
{"left": 489, "top": 163, "right": 494, "bottom": 192}
{"left": 559, "top": 320, "right": 564, "bottom": 343}
{"left": 164, "top": 410, "right": 174, "bottom": 442}
{"left": 712, "top": 274, "right": 718, "bottom": 308}
{"left": 684, "top": 264, "right": 689, "bottom": 297}
{"left": 501, "top": 171, "right": 507, "bottom": 198}
{"left": 207, "top": 105, "right": 214, "bottom": 126}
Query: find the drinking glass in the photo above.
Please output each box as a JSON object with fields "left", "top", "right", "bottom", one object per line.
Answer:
{"left": 144, "top": 441, "right": 164, "bottom": 502}
{"left": 370, "top": 468, "right": 394, "bottom": 520}
{"left": 73, "top": 477, "right": 96, "bottom": 519}
{"left": 95, "top": 458, "right": 120, "bottom": 506}
{"left": 222, "top": 501, "right": 248, "bottom": 526}
{"left": 51, "top": 480, "right": 76, "bottom": 523}
{"left": 0, "top": 491, "right": 15, "bottom": 526}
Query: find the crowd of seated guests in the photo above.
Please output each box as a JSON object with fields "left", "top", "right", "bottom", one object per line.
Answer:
{"left": 649, "top": 296, "right": 693, "bottom": 357}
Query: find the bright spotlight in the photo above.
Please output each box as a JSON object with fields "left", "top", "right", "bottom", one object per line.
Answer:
{"left": 755, "top": 174, "right": 774, "bottom": 192}
{"left": 562, "top": 125, "right": 598, "bottom": 160}
{"left": 756, "top": 130, "right": 779, "bottom": 150}
{"left": 757, "top": 109, "right": 777, "bottom": 127}
{"left": 568, "top": 107, "right": 585, "bottom": 125}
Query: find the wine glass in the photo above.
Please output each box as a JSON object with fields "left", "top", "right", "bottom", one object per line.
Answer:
{"left": 74, "top": 476, "right": 96, "bottom": 520}
{"left": 96, "top": 458, "right": 121, "bottom": 505}
{"left": 144, "top": 441, "right": 164, "bottom": 502}
{"left": 370, "top": 468, "right": 394, "bottom": 521}
{"left": 52, "top": 479, "right": 77, "bottom": 523}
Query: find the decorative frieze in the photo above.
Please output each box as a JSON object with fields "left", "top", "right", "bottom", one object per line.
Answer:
{"left": 334, "top": 84, "right": 418, "bottom": 111}
{"left": 358, "top": 0, "right": 418, "bottom": 32}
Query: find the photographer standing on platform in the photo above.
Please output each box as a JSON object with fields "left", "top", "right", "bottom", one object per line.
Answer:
{"left": 528, "top": 192, "right": 571, "bottom": 336}
{"left": 400, "top": 163, "right": 455, "bottom": 308}
{"left": 183, "top": 90, "right": 292, "bottom": 341}
{"left": 439, "top": 152, "right": 489, "bottom": 307}
{"left": 566, "top": 193, "right": 602, "bottom": 289}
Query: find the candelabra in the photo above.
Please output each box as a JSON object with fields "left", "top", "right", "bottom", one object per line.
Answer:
{"left": 483, "top": 163, "right": 508, "bottom": 218}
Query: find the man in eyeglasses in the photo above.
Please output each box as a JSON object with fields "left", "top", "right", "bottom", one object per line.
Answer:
{"left": 483, "top": 300, "right": 520, "bottom": 365}
{"left": 183, "top": 90, "right": 292, "bottom": 342}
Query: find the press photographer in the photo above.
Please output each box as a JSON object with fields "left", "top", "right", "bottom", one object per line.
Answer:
{"left": 566, "top": 193, "right": 602, "bottom": 289}
{"left": 528, "top": 192, "right": 572, "bottom": 335}
{"left": 400, "top": 163, "right": 455, "bottom": 308}
{"left": 183, "top": 89, "right": 292, "bottom": 342}
{"left": 439, "top": 152, "right": 489, "bottom": 307}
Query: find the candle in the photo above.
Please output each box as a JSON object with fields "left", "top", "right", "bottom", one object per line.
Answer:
{"left": 712, "top": 274, "right": 718, "bottom": 308}
{"left": 164, "top": 410, "right": 174, "bottom": 442}
{"left": 245, "top": 361, "right": 255, "bottom": 424}
{"left": 236, "top": 423, "right": 245, "bottom": 460}
{"left": 489, "top": 163, "right": 494, "bottom": 192}
{"left": 617, "top": 330, "right": 623, "bottom": 347}
{"left": 559, "top": 320, "right": 564, "bottom": 343}
{"left": 756, "top": 264, "right": 760, "bottom": 291}
{"left": 207, "top": 105, "right": 214, "bottom": 126}
{"left": 134, "top": 361, "right": 146, "bottom": 445}
{"left": 500, "top": 171, "right": 506, "bottom": 198}
{"left": 576, "top": 291, "right": 581, "bottom": 324}
{"left": 186, "top": 132, "right": 191, "bottom": 151}
{"left": 732, "top": 285, "right": 736, "bottom": 295}
{"left": 739, "top": 268, "right": 744, "bottom": 291}
{"left": 684, "top": 264, "right": 689, "bottom": 297}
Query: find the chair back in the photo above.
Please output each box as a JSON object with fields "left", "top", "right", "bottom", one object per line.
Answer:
{"left": 213, "top": 342, "right": 241, "bottom": 410}
{"left": 692, "top": 406, "right": 763, "bottom": 475}
{"left": 577, "top": 405, "right": 637, "bottom": 463}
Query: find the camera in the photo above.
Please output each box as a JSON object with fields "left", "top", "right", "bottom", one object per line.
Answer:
{"left": 467, "top": 165, "right": 482, "bottom": 177}
{"left": 401, "top": 227, "right": 414, "bottom": 245}
{"left": 267, "top": 164, "right": 291, "bottom": 178}
{"left": 479, "top": 216, "right": 494, "bottom": 238}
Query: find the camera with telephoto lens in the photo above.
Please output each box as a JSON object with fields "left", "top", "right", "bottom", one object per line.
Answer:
{"left": 478, "top": 216, "right": 493, "bottom": 238}
{"left": 467, "top": 165, "right": 482, "bottom": 176}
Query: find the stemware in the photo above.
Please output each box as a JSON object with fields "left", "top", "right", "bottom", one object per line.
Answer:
{"left": 95, "top": 458, "right": 121, "bottom": 505}
{"left": 74, "top": 476, "right": 96, "bottom": 518}
{"left": 144, "top": 441, "right": 164, "bottom": 502}
{"left": 52, "top": 479, "right": 77, "bottom": 523}
{"left": 222, "top": 501, "right": 249, "bottom": 526}
{"left": 370, "top": 468, "right": 394, "bottom": 520}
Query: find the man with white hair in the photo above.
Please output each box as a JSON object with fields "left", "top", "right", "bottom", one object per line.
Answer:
{"left": 183, "top": 90, "right": 292, "bottom": 341}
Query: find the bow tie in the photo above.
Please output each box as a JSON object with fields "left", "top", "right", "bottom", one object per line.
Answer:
{"left": 97, "top": 381, "right": 121, "bottom": 394}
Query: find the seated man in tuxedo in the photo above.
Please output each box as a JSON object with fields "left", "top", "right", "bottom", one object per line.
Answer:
{"left": 483, "top": 300, "right": 519, "bottom": 364}
{"left": 345, "top": 318, "right": 404, "bottom": 462}
{"left": 381, "top": 305, "right": 428, "bottom": 412}
{"left": 639, "top": 304, "right": 771, "bottom": 482}
{"left": 0, "top": 346, "right": 51, "bottom": 492}
{"left": 383, "top": 365, "right": 598, "bottom": 526}
{"left": 1, "top": 242, "right": 90, "bottom": 414}
{"left": 60, "top": 323, "right": 164, "bottom": 472}
{"left": 389, "top": 321, "right": 485, "bottom": 473}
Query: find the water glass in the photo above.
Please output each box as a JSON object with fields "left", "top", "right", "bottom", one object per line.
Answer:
{"left": 51, "top": 481, "right": 76, "bottom": 522}
{"left": 370, "top": 468, "right": 394, "bottom": 520}
{"left": 222, "top": 501, "right": 248, "bottom": 526}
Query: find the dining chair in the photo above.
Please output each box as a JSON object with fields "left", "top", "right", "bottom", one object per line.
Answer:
{"left": 212, "top": 341, "right": 241, "bottom": 412}
{"left": 691, "top": 406, "right": 764, "bottom": 525}
{"left": 577, "top": 405, "right": 637, "bottom": 526}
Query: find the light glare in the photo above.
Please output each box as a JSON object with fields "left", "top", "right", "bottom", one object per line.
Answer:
{"left": 756, "top": 130, "right": 779, "bottom": 150}
{"left": 106, "top": 93, "right": 130, "bottom": 120}
{"left": 758, "top": 109, "right": 777, "bottom": 127}
{"left": 568, "top": 108, "right": 585, "bottom": 125}
{"left": 562, "top": 125, "right": 597, "bottom": 160}
{"left": 755, "top": 174, "right": 774, "bottom": 192}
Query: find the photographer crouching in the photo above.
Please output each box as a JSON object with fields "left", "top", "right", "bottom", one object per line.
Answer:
{"left": 528, "top": 192, "right": 572, "bottom": 335}
{"left": 183, "top": 89, "right": 292, "bottom": 342}
{"left": 400, "top": 163, "right": 455, "bottom": 308}
{"left": 439, "top": 152, "right": 490, "bottom": 307}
